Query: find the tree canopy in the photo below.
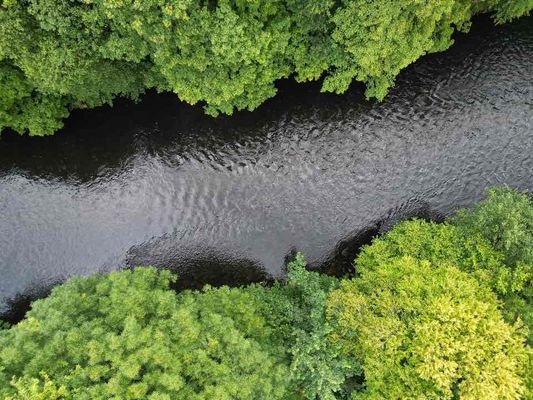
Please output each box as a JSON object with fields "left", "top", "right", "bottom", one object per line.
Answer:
{"left": 0, "top": 267, "right": 291, "bottom": 399}
{"left": 357, "top": 188, "right": 533, "bottom": 342}
{"left": 327, "top": 256, "right": 529, "bottom": 400}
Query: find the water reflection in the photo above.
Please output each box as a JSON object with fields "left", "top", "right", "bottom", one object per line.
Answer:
{"left": 1, "top": 16, "right": 532, "bottom": 317}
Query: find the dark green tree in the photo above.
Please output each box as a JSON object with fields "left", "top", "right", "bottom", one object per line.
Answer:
{"left": 453, "top": 187, "right": 533, "bottom": 340}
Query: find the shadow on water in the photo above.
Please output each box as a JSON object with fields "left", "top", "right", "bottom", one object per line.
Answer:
{"left": 0, "top": 284, "right": 56, "bottom": 325}
{"left": 1, "top": 200, "right": 443, "bottom": 325}
{"left": 125, "top": 240, "right": 272, "bottom": 291}
{"left": 320, "top": 199, "right": 445, "bottom": 277}
{"left": 0, "top": 77, "right": 366, "bottom": 184}
{"left": 1, "top": 255, "right": 270, "bottom": 325}
{"left": 0, "top": 15, "right": 529, "bottom": 182}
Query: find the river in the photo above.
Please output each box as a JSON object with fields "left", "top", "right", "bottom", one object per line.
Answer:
{"left": 1, "top": 15, "right": 532, "bottom": 318}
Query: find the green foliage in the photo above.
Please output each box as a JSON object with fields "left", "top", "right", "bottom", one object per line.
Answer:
{"left": 0, "top": 267, "right": 290, "bottom": 399}
{"left": 327, "top": 256, "right": 529, "bottom": 400}
{"left": 453, "top": 187, "right": 533, "bottom": 268}
{"left": 356, "top": 187, "right": 533, "bottom": 343}
{"left": 5, "top": 374, "right": 68, "bottom": 400}
{"left": 263, "top": 253, "right": 359, "bottom": 400}
{"left": 0, "top": 63, "right": 69, "bottom": 135}
{"left": 0, "top": 256, "right": 358, "bottom": 400}
{"left": 324, "top": 0, "right": 474, "bottom": 99}
{"left": 356, "top": 218, "right": 503, "bottom": 279}
{"left": 453, "top": 187, "right": 533, "bottom": 339}
{"left": 0, "top": 0, "right": 531, "bottom": 135}
{"left": 0, "top": 259, "right": 365, "bottom": 400}
{"left": 492, "top": 0, "right": 533, "bottom": 23}
{"left": 356, "top": 218, "right": 520, "bottom": 313}
{"left": 149, "top": 1, "right": 293, "bottom": 116}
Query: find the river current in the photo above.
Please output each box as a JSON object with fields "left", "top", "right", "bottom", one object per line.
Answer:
{"left": 1, "top": 16, "right": 532, "bottom": 317}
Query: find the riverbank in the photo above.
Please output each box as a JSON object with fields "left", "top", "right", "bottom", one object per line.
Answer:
{"left": 1, "top": 188, "right": 531, "bottom": 399}
{"left": 1, "top": 2, "right": 531, "bottom": 136}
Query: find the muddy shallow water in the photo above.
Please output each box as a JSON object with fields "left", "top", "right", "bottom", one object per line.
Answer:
{"left": 1, "top": 16, "right": 532, "bottom": 317}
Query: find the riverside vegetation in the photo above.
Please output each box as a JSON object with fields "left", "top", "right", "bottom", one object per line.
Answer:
{"left": 0, "top": 187, "right": 531, "bottom": 399}
{"left": 0, "top": 0, "right": 532, "bottom": 136}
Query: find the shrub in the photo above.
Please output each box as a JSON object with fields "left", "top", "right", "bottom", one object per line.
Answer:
{"left": 327, "top": 256, "right": 529, "bottom": 400}
{"left": 0, "top": 267, "right": 290, "bottom": 399}
{"left": 453, "top": 188, "right": 533, "bottom": 339}
{"left": 260, "top": 253, "right": 359, "bottom": 400}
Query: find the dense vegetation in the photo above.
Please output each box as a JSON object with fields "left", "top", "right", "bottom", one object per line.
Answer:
{"left": 0, "top": 0, "right": 531, "bottom": 136}
{"left": 0, "top": 188, "right": 531, "bottom": 399}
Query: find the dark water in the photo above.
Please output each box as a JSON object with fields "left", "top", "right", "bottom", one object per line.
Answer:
{"left": 1, "top": 16, "right": 532, "bottom": 317}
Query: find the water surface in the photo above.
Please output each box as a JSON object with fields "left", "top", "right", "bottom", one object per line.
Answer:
{"left": 1, "top": 16, "right": 532, "bottom": 316}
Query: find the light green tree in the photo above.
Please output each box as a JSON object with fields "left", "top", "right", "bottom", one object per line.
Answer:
{"left": 0, "top": 267, "right": 291, "bottom": 399}
{"left": 0, "top": 0, "right": 531, "bottom": 136}
{"left": 327, "top": 256, "right": 529, "bottom": 400}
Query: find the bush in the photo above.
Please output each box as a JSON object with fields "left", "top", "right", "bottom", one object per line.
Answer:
{"left": 0, "top": 0, "right": 531, "bottom": 135}
{"left": 0, "top": 267, "right": 290, "bottom": 399}
{"left": 327, "top": 256, "right": 529, "bottom": 400}
{"left": 453, "top": 188, "right": 533, "bottom": 339}
{"left": 357, "top": 188, "right": 533, "bottom": 342}
{"left": 260, "top": 253, "right": 359, "bottom": 400}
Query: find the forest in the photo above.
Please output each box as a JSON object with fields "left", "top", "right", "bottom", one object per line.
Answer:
{"left": 0, "top": 1, "right": 532, "bottom": 399}
{"left": 1, "top": 0, "right": 531, "bottom": 136}
{"left": 1, "top": 188, "right": 531, "bottom": 399}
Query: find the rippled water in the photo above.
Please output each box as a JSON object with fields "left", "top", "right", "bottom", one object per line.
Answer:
{"left": 1, "top": 16, "right": 532, "bottom": 317}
